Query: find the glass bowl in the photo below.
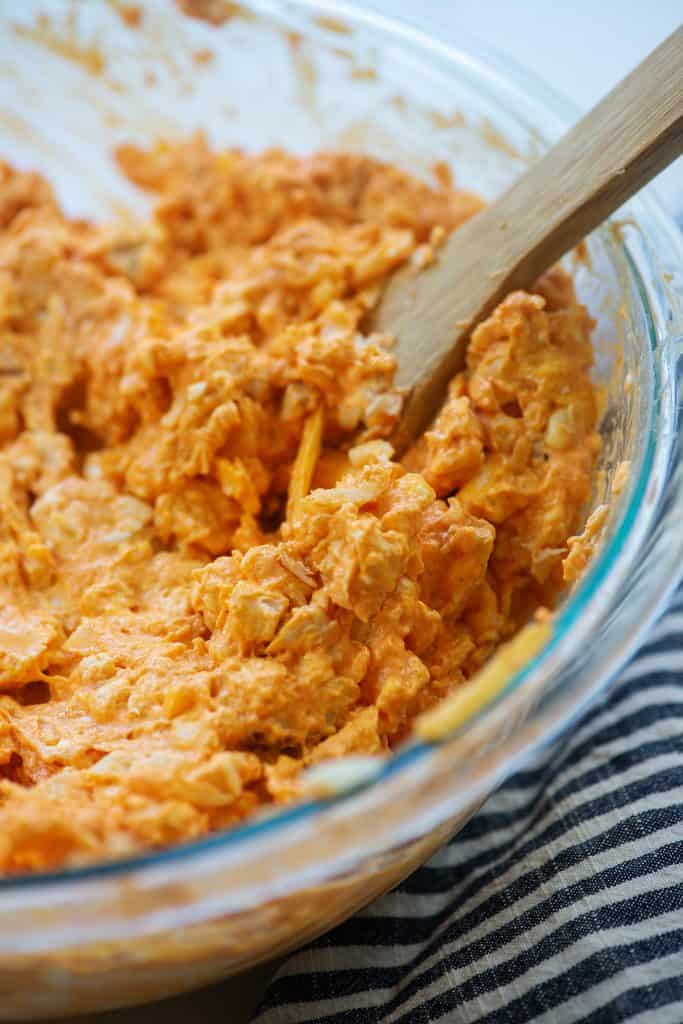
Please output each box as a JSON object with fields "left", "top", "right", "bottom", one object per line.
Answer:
{"left": 1, "top": 1, "right": 682, "bottom": 1017}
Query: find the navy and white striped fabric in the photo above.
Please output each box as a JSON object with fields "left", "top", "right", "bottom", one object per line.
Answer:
{"left": 253, "top": 588, "right": 683, "bottom": 1023}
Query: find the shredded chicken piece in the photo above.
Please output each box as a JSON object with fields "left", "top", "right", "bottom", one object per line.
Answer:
{"left": 563, "top": 504, "right": 609, "bottom": 583}
{"left": 0, "top": 140, "right": 600, "bottom": 873}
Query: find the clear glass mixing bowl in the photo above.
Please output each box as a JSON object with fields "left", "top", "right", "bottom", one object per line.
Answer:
{"left": 1, "top": 1, "right": 682, "bottom": 1017}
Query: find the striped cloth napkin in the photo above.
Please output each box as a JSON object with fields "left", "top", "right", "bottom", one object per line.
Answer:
{"left": 253, "top": 586, "right": 683, "bottom": 1023}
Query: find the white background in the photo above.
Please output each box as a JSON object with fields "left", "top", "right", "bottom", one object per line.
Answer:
{"left": 361, "top": 1, "right": 683, "bottom": 217}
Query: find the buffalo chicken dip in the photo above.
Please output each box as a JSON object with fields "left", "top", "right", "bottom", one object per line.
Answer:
{"left": 0, "top": 138, "right": 600, "bottom": 872}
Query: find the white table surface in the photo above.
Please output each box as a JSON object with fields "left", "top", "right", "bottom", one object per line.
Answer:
{"left": 46, "top": 4, "right": 681, "bottom": 1022}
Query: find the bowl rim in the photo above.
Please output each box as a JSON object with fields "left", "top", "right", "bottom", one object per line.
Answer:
{"left": 1, "top": 0, "right": 682, "bottom": 896}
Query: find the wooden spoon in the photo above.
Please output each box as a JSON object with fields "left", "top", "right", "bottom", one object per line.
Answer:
{"left": 375, "top": 27, "right": 683, "bottom": 450}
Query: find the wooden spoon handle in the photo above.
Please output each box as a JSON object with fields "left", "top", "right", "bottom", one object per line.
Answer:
{"left": 484, "top": 26, "right": 683, "bottom": 295}
{"left": 378, "top": 26, "right": 683, "bottom": 448}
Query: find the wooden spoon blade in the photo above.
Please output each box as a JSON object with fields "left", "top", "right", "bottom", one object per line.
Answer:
{"left": 374, "top": 26, "right": 683, "bottom": 450}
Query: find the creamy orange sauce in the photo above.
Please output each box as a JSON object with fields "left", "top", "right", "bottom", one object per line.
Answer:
{"left": 175, "top": 0, "right": 253, "bottom": 26}
{"left": 0, "top": 139, "right": 599, "bottom": 872}
{"left": 11, "top": 13, "right": 106, "bottom": 77}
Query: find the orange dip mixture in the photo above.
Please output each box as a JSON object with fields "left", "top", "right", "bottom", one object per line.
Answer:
{"left": 0, "top": 138, "right": 599, "bottom": 873}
